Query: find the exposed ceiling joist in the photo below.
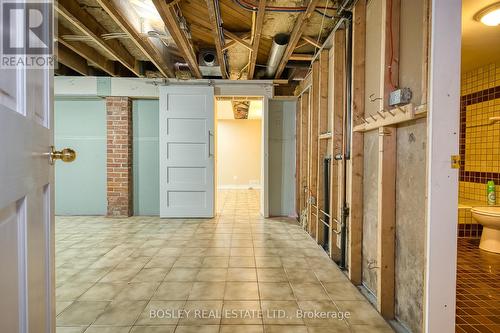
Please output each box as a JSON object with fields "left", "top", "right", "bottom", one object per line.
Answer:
{"left": 222, "top": 32, "right": 251, "bottom": 51}
{"left": 274, "top": 0, "right": 320, "bottom": 79}
{"left": 205, "top": 0, "right": 228, "bottom": 78}
{"left": 289, "top": 53, "right": 314, "bottom": 61}
{"left": 57, "top": 43, "right": 89, "bottom": 75}
{"left": 301, "top": 35, "right": 322, "bottom": 49}
{"left": 152, "top": 0, "right": 202, "bottom": 78}
{"left": 223, "top": 30, "right": 253, "bottom": 51}
{"left": 56, "top": 0, "right": 140, "bottom": 76}
{"left": 96, "top": 0, "right": 175, "bottom": 78}
{"left": 58, "top": 24, "right": 117, "bottom": 76}
{"left": 247, "top": 0, "right": 266, "bottom": 79}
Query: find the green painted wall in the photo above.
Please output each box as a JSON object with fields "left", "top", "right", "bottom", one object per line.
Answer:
{"left": 133, "top": 99, "right": 160, "bottom": 215}
{"left": 55, "top": 98, "right": 107, "bottom": 215}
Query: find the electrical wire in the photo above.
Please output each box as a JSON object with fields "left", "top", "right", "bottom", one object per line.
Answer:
{"left": 232, "top": 0, "right": 337, "bottom": 13}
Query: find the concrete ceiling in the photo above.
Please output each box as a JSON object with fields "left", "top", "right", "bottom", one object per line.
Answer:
{"left": 462, "top": 0, "right": 500, "bottom": 72}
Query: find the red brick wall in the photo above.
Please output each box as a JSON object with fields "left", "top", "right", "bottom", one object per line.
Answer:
{"left": 106, "top": 97, "right": 133, "bottom": 217}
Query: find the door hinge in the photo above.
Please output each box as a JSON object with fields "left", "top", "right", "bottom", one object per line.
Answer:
{"left": 451, "top": 155, "right": 461, "bottom": 169}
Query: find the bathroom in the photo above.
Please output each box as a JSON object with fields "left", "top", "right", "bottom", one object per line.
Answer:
{"left": 456, "top": 2, "right": 500, "bottom": 331}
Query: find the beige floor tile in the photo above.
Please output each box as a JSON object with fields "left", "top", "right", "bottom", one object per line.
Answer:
{"left": 55, "top": 327, "right": 87, "bottom": 333}
{"left": 255, "top": 257, "right": 282, "bottom": 268}
{"left": 323, "top": 282, "right": 366, "bottom": 301}
{"left": 230, "top": 248, "right": 254, "bottom": 256}
{"left": 220, "top": 325, "right": 263, "bottom": 333}
{"left": 306, "top": 326, "right": 350, "bottom": 333}
{"left": 56, "top": 301, "right": 73, "bottom": 316}
{"left": 132, "top": 268, "right": 168, "bottom": 282}
{"left": 229, "top": 257, "right": 256, "bottom": 268}
{"left": 224, "top": 282, "right": 260, "bottom": 300}
{"left": 56, "top": 301, "right": 109, "bottom": 326}
{"left": 94, "top": 300, "right": 147, "bottom": 325}
{"left": 144, "top": 257, "right": 177, "bottom": 268}
{"left": 196, "top": 268, "right": 227, "bottom": 281}
{"left": 164, "top": 268, "right": 199, "bottom": 281}
{"left": 179, "top": 301, "right": 223, "bottom": 325}
{"left": 129, "top": 326, "right": 176, "bottom": 333}
{"left": 174, "top": 325, "right": 220, "bottom": 333}
{"left": 100, "top": 267, "right": 142, "bottom": 282}
{"left": 334, "top": 301, "right": 391, "bottom": 327}
{"left": 227, "top": 268, "right": 257, "bottom": 281}
{"left": 83, "top": 326, "right": 131, "bottom": 333}
{"left": 221, "top": 301, "right": 262, "bottom": 325}
{"left": 259, "top": 282, "right": 295, "bottom": 300}
{"left": 56, "top": 282, "right": 94, "bottom": 301}
{"left": 350, "top": 324, "right": 395, "bottom": 332}
{"left": 153, "top": 282, "right": 193, "bottom": 300}
{"left": 297, "top": 300, "right": 349, "bottom": 327}
{"left": 260, "top": 301, "right": 304, "bottom": 325}
{"left": 114, "top": 282, "right": 159, "bottom": 301}
{"left": 202, "top": 257, "right": 229, "bottom": 268}
{"left": 264, "top": 325, "right": 308, "bottom": 333}
{"left": 78, "top": 283, "right": 127, "bottom": 301}
{"left": 188, "top": 282, "right": 225, "bottom": 300}
{"left": 135, "top": 300, "right": 185, "bottom": 325}
{"left": 291, "top": 283, "right": 329, "bottom": 301}
{"left": 256, "top": 269, "right": 287, "bottom": 282}
{"left": 285, "top": 269, "right": 319, "bottom": 283}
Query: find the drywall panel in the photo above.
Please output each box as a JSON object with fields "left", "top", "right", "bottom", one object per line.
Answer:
{"left": 362, "top": 130, "right": 379, "bottom": 295}
{"left": 269, "top": 100, "right": 296, "bottom": 217}
{"left": 400, "top": 0, "right": 426, "bottom": 105}
{"left": 217, "top": 120, "right": 262, "bottom": 188}
{"left": 395, "top": 118, "right": 426, "bottom": 332}
{"left": 133, "top": 99, "right": 160, "bottom": 215}
{"left": 55, "top": 99, "right": 106, "bottom": 215}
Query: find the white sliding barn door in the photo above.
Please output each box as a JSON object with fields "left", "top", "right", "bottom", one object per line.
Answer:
{"left": 0, "top": 4, "right": 55, "bottom": 332}
{"left": 159, "top": 85, "right": 215, "bottom": 218}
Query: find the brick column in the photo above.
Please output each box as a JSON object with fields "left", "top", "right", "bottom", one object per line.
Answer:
{"left": 106, "top": 97, "right": 133, "bottom": 217}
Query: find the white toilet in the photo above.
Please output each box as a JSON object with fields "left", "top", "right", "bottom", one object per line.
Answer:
{"left": 471, "top": 206, "right": 500, "bottom": 253}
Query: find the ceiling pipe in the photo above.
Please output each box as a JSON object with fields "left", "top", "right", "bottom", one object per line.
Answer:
{"left": 265, "top": 33, "right": 289, "bottom": 78}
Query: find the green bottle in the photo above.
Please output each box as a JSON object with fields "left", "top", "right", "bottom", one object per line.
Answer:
{"left": 487, "top": 180, "right": 496, "bottom": 205}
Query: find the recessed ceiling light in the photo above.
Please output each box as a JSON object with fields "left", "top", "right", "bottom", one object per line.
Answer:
{"left": 474, "top": 2, "right": 500, "bottom": 26}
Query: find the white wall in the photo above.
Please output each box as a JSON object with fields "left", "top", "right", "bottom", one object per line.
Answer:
{"left": 217, "top": 119, "right": 262, "bottom": 189}
{"left": 268, "top": 99, "right": 296, "bottom": 217}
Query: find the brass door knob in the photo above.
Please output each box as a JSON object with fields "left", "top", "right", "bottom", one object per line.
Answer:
{"left": 49, "top": 146, "right": 76, "bottom": 164}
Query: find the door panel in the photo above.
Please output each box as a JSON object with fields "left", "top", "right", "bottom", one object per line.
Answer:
{"left": 159, "top": 86, "right": 214, "bottom": 218}
{"left": 0, "top": 2, "right": 54, "bottom": 331}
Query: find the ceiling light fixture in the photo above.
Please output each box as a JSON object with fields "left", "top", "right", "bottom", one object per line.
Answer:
{"left": 474, "top": 2, "right": 500, "bottom": 26}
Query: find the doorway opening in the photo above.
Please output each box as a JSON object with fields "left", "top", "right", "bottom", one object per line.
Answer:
{"left": 214, "top": 96, "right": 264, "bottom": 216}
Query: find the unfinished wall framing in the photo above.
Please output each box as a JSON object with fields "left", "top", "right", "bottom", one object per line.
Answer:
{"left": 295, "top": 0, "right": 430, "bottom": 331}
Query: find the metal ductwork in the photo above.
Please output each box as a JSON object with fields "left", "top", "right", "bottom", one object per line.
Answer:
{"left": 265, "top": 33, "right": 289, "bottom": 78}
{"left": 198, "top": 49, "right": 222, "bottom": 78}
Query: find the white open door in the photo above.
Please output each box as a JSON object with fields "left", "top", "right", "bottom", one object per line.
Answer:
{"left": 0, "top": 2, "right": 56, "bottom": 331}
{"left": 159, "top": 85, "right": 215, "bottom": 218}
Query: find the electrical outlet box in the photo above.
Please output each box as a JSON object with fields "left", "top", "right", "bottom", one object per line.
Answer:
{"left": 389, "top": 87, "right": 412, "bottom": 106}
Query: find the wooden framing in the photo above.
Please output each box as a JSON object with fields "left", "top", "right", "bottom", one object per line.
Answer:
{"left": 222, "top": 33, "right": 251, "bottom": 51}
{"left": 56, "top": 0, "right": 140, "bottom": 76}
{"left": 376, "top": 0, "right": 400, "bottom": 319}
{"left": 247, "top": 0, "right": 266, "bottom": 79}
{"left": 301, "top": 35, "right": 322, "bottom": 49}
{"left": 205, "top": 0, "right": 228, "bottom": 78}
{"left": 152, "top": 0, "right": 202, "bottom": 78}
{"left": 329, "top": 29, "right": 346, "bottom": 262}
{"left": 96, "top": 0, "right": 174, "bottom": 78}
{"left": 290, "top": 54, "right": 314, "bottom": 61}
{"left": 347, "top": 0, "right": 366, "bottom": 285}
{"left": 57, "top": 24, "right": 117, "bottom": 76}
{"left": 307, "top": 60, "right": 320, "bottom": 239}
{"left": 57, "top": 43, "right": 89, "bottom": 75}
{"left": 316, "top": 49, "right": 330, "bottom": 246}
{"left": 223, "top": 30, "right": 253, "bottom": 52}
{"left": 274, "top": 0, "right": 320, "bottom": 78}
{"left": 299, "top": 92, "right": 310, "bottom": 218}
{"left": 295, "top": 96, "right": 302, "bottom": 217}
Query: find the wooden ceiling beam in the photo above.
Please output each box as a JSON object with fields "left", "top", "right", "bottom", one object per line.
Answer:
{"left": 58, "top": 24, "right": 117, "bottom": 76}
{"left": 56, "top": 0, "right": 140, "bottom": 76}
{"left": 152, "top": 0, "right": 202, "bottom": 78}
{"left": 301, "top": 35, "right": 322, "bottom": 49}
{"left": 57, "top": 43, "right": 89, "bottom": 76}
{"left": 289, "top": 53, "right": 314, "bottom": 61}
{"left": 274, "top": 0, "right": 320, "bottom": 78}
{"left": 222, "top": 32, "right": 252, "bottom": 51}
{"left": 205, "top": 0, "right": 228, "bottom": 78}
{"left": 223, "top": 30, "right": 253, "bottom": 51}
{"left": 96, "top": 0, "right": 175, "bottom": 78}
{"left": 247, "top": 0, "right": 266, "bottom": 79}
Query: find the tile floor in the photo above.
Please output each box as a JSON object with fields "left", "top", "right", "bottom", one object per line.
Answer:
{"left": 456, "top": 238, "right": 500, "bottom": 333}
{"left": 56, "top": 190, "right": 393, "bottom": 333}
